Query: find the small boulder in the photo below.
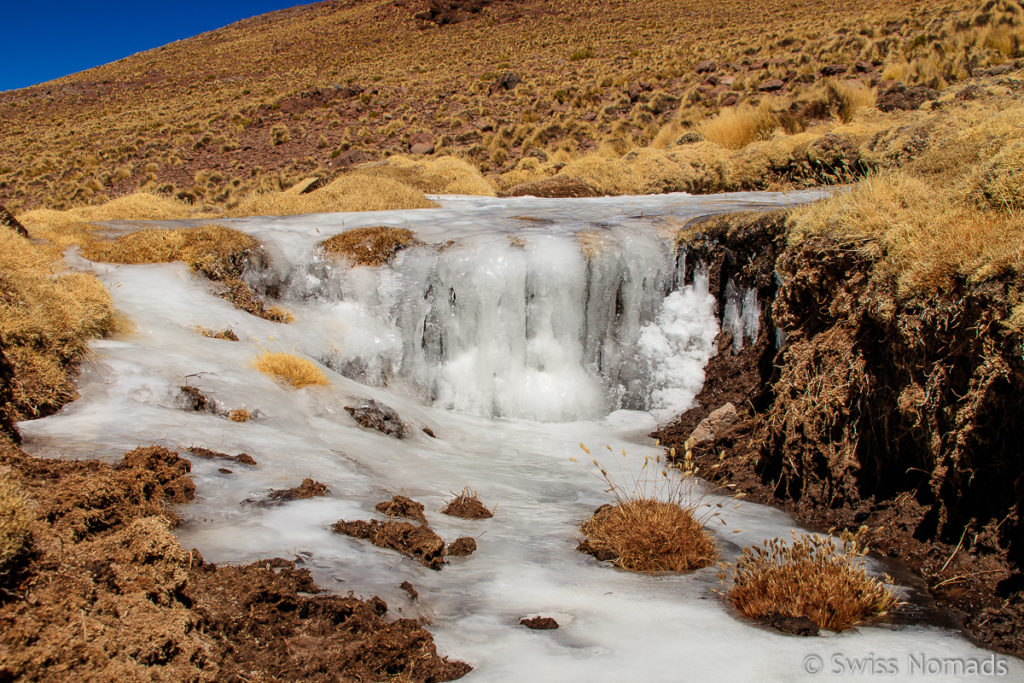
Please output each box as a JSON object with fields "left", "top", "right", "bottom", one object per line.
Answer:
{"left": 409, "top": 131, "right": 435, "bottom": 155}
{"left": 820, "top": 64, "right": 849, "bottom": 76}
{"left": 490, "top": 71, "right": 521, "bottom": 93}
{"left": 345, "top": 399, "right": 408, "bottom": 439}
{"left": 876, "top": 82, "right": 938, "bottom": 112}
{"left": 758, "top": 612, "right": 820, "bottom": 636}
{"left": 695, "top": 59, "right": 717, "bottom": 73}
{"left": 520, "top": 616, "right": 559, "bottom": 630}
{"left": 685, "top": 402, "right": 738, "bottom": 447}
{"left": 758, "top": 79, "right": 785, "bottom": 92}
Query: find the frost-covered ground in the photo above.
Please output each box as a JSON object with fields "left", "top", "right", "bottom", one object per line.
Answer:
{"left": 20, "top": 192, "right": 1023, "bottom": 681}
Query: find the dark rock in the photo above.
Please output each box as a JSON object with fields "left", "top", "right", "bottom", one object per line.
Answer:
{"left": 820, "top": 64, "right": 849, "bottom": 76}
{"left": 956, "top": 85, "right": 986, "bottom": 101}
{"left": 758, "top": 612, "right": 820, "bottom": 636}
{"left": 490, "top": 71, "right": 521, "bottom": 93}
{"left": 447, "top": 536, "right": 477, "bottom": 556}
{"left": 758, "top": 79, "right": 785, "bottom": 92}
{"left": 0, "top": 206, "right": 29, "bottom": 238}
{"left": 506, "top": 177, "right": 601, "bottom": 198}
{"left": 422, "top": 426, "right": 437, "bottom": 438}
{"left": 410, "top": 141, "right": 435, "bottom": 155}
{"left": 854, "top": 60, "right": 875, "bottom": 73}
{"left": 720, "top": 94, "right": 739, "bottom": 107}
{"left": 218, "top": 468, "right": 233, "bottom": 474}
{"left": 344, "top": 399, "right": 408, "bottom": 439}
{"left": 520, "top": 616, "right": 559, "bottom": 630}
{"left": 695, "top": 59, "right": 717, "bottom": 73}
{"left": 876, "top": 82, "right": 938, "bottom": 112}
{"left": 333, "top": 149, "right": 374, "bottom": 167}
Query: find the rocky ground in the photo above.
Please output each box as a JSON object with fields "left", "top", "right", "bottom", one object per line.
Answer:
{"left": 655, "top": 212, "right": 1024, "bottom": 657}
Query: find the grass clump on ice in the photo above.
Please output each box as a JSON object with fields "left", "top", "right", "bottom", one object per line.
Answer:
{"left": 254, "top": 351, "right": 328, "bottom": 388}
{"left": 725, "top": 530, "right": 898, "bottom": 632}
{"left": 576, "top": 445, "right": 718, "bottom": 573}
{"left": 320, "top": 226, "right": 419, "bottom": 267}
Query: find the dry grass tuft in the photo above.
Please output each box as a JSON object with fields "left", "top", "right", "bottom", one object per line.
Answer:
{"left": 826, "top": 80, "right": 876, "bottom": 124}
{"left": 0, "top": 474, "right": 32, "bottom": 582}
{"left": 81, "top": 224, "right": 257, "bottom": 277}
{"left": 441, "top": 488, "right": 493, "bottom": 519}
{"left": 254, "top": 351, "right": 328, "bottom": 388}
{"left": 320, "top": 226, "right": 419, "bottom": 267}
{"left": 352, "top": 156, "right": 496, "bottom": 196}
{"left": 973, "top": 139, "right": 1024, "bottom": 212}
{"left": 575, "top": 445, "right": 718, "bottom": 572}
{"left": 230, "top": 174, "right": 435, "bottom": 217}
{"left": 228, "top": 408, "right": 251, "bottom": 422}
{"left": 0, "top": 230, "right": 115, "bottom": 417}
{"left": 725, "top": 530, "right": 898, "bottom": 632}
{"left": 699, "top": 103, "right": 778, "bottom": 150}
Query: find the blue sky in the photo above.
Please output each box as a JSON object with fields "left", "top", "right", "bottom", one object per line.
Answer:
{"left": 0, "top": 2, "right": 304, "bottom": 92}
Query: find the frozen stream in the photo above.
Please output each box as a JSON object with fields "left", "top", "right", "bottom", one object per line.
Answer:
{"left": 19, "top": 191, "right": 1022, "bottom": 681}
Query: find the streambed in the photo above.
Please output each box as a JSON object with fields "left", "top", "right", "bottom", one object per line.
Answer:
{"left": 19, "top": 191, "right": 1023, "bottom": 681}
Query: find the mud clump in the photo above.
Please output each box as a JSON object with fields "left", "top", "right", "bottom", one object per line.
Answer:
{"left": 447, "top": 537, "right": 477, "bottom": 557}
{"left": 520, "top": 616, "right": 559, "bottom": 630}
{"left": 345, "top": 399, "right": 408, "bottom": 438}
{"left": 179, "top": 384, "right": 211, "bottom": 412}
{"left": 186, "top": 446, "right": 257, "bottom": 466}
{"left": 0, "top": 437, "right": 471, "bottom": 680}
{"left": 258, "top": 478, "right": 330, "bottom": 505}
{"left": 376, "top": 495, "right": 427, "bottom": 523}
{"left": 399, "top": 580, "right": 419, "bottom": 600}
{"left": 441, "top": 488, "right": 493, "bottom": 519}
{"left": 333, "top": 519, "right": 447, "bottom": 570}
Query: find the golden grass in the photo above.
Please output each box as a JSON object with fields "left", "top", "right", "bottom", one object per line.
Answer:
{"left": 352, "top": 156, "right": 496, "bottom": 196}
{"left": 699, "top": 103, "right": 778, "bottom": 151}
{"left": 229, "top": 174, "right": 435, "bottom": 217}
{"left": 253, "top": 351, "right": 328, "bottom": 388}
{"left": 320, "top": 226, "right": 419, "bottom": 267}
{"left": 580, "top": 499, "right": 718, "bottom": 572}
{"left": 228, "top": 407, "right": 251, "bottom": 422}
{"left": 725, "top": 531, "right": 898, "bottom": 632}
{"left": 196, "top": 327, "right": 240, "bottom": 341}
{"left": 0, "top": 475, "right": 31, "bottom": 581}
{"left": 576, "top": 445, "right": 718, "bottom": 572}
{"left": 826, "top": 80, "right": 877, "bottom": 124}
{"left": 0, "top": 230, "right": 115, "bottom": 417}
{"left": 81, "top": 225, "right": 258, "bottom": 279}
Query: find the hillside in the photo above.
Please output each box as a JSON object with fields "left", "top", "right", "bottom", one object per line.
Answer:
{"left": 4, "top": 0, "right": 1013, "bottom": 211}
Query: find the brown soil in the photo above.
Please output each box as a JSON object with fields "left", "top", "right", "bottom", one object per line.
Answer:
{"left": 179, "top": 384, "right": 212, "bottom": 412}
{"left": 186, "top": 446, "right": 257, "bottom": 466}
{"left": 0, "top": 438, "right": 470, "bottom": 680}
{"left": 261, "top": 478, "right": 330, "bottom": 505}
{"left": 655, "top": 213, "right": 1024, "bottom": 656}
{"left": 333, "top": 519, "right": 447, "bottom": 570}
{"left": 446, "top": 537, "right": 477, "bottom": 557}
{"left": 441, "top": 490, "right": 492, "bottom": 519}
{"left": 519, "top": 616, "right": 559, "bottom": 630}
{"left": 400, "top": 580, "right": 420, "bottom": 600}
{"left": 376, "top": 495, "right": 428, "bottom": 523}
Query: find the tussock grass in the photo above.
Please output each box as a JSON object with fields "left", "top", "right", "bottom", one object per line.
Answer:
{"left": 826, "top": 80, "right": 876, "bottom": 124}
{"left": 254, "top": 351, "right": 328, "bottom": 388}
{"left": 441, "top": 488, "right": 493, "bottom": 519}
{"left": 352, "top": 156, "right": 496, "bottom": 196}
{"left": 0, "top": 230, "right": 115, "bottom": 417}
{"left": 230, "top": 174, "right": 435, "bottom": 217}
{"left": 81, "top": 224, "right": 258, "bottom": 278}
{"left": 699, "top": 103, "right": 778, "bottom": 151}
{"left": 576, "top": 445, "right": 718, "bottom": 572}
{"left": 725, "top": 530, "right": 898, "bottom": 632}
{"left": 0, "top": 475, "right": 31, "bottom": 582}
{"left": 228, "top": 408, "right": 251, "bottom": 422}
{"left": 320, "top": 226, "right": 419, "bottom": 267}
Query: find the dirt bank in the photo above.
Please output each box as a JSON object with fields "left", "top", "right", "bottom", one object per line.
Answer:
{"left": 0, "top": 438, "right": 470, "bottom": 681}
{"left": 658, "top": 211, "right": 1024, "bottom": 656}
